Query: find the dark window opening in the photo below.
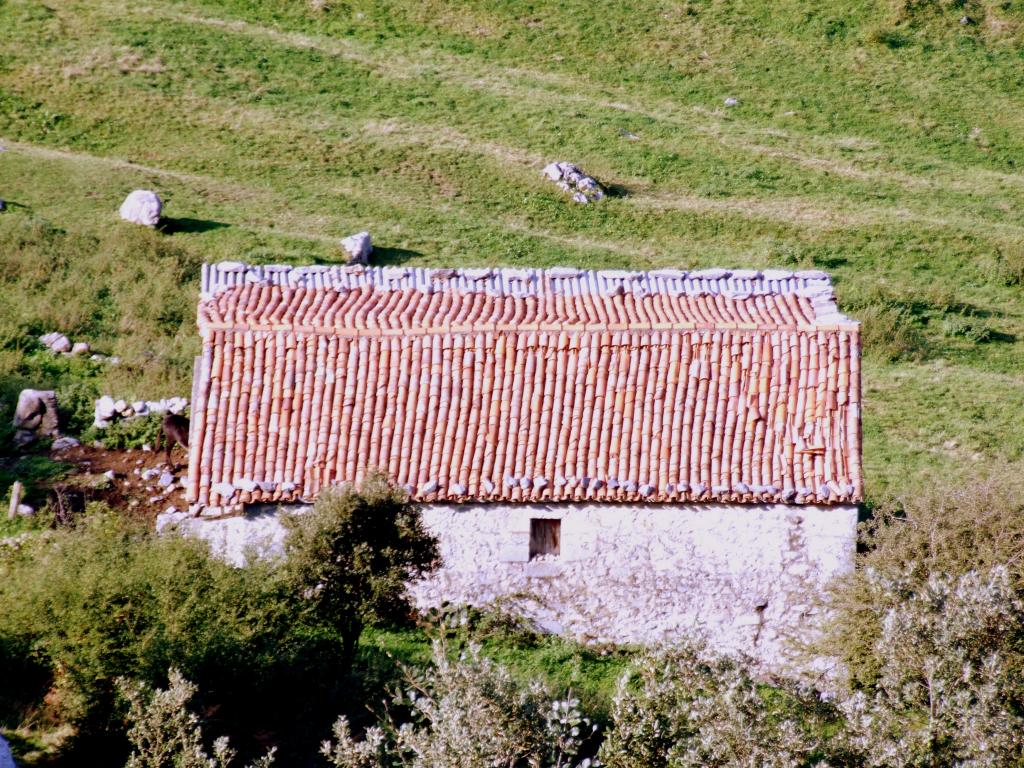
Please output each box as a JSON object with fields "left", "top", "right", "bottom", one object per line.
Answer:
{"left": 529, "top": 518, "right": 561, "bottom": 559}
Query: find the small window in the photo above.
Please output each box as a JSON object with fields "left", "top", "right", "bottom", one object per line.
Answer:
{"left": 529, "top": 518, "right": 560, "bottom": 559}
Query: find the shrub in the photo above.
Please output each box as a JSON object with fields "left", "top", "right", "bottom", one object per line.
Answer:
{"left": 84, "top": 413, "right": 165, "bottom": 450}
{"left": 282, "top": 477, "right": 440, "bottom": 663}
{"left": 0, "top": 508, "right": 340, "bottom": 762}
{"left": 839, "top": 567, "right": 1024, "bottom": 767}
{"left": 820, "top": 472, "right": 1024, "bottom": 686}
{"left": 120, "top": 669, "right": 275, "bottom": 768}
{"left": 598, "top": 643, "right": 837, "bottom": 768}
{"left": 322, "top": 641, "right": 598, "bottom": 768}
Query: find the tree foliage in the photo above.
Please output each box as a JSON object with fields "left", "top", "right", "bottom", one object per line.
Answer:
{"left": 282, "top": 477, "right": 441, "bottom": 662}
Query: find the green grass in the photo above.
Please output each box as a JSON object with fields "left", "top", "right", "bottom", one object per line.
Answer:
{"left": 1, "top": 0, "right": 1024, "bottom": 500}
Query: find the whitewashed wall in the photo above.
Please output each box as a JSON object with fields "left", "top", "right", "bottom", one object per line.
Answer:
{"left": 162, "top": 502, "right": 857, "bottom": 666}
{"left": 411, "top": 503, "right": 857, "bottom": 666}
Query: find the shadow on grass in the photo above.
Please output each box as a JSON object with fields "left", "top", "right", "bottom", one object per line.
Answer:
{"left": 158, "top": 217, "right": 230, "bottom": 235}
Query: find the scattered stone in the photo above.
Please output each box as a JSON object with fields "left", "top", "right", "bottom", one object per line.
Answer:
{"left": 960, "top": 14, "right": 972, "bottom": 24}
{"left": 16, "top": 503, "right": 34, "bottom": 517}
{"left": 618, "top": 129, "right": 639, "bottom": 140}
{"left": 39, "top": 331, "right": 72, "bottom": 353}
{"left": 141, "top": 468, "right": 160, "bottom": 481}
{"left": 133, "top": 401, "right": 149, "bottom": 416}
{"left": 13, "top": 389, "right": 59, "bottom": 447}
{"left": 113, "top": 399, "right": 127, "bottom": 414}
{"left": 119, "top": 189, "right": 162, "bottom": 227}
{"left": 51, "top": 436, "right": 80, "bottom": 451}
{"left": 542, "top": 162, "right": 605, "bottom": 204}
{"left": 103, "top": 470, "right": 116, "bottom": 481}
{"left": 95, "top": 395, "right": 117, "bottom": 422}
{"left": 341, "top": 231, "right": 373, "bottom": 265}
{"left": 142, "top": 443, "right": 153, "bottom": 452}
{"left": 724, "top": 96, "right": 739, "bottom": 107}
{"left": 158, "top": 472, "right": 174, "bottom": 488}
{"left": 70, "top": 341, "right": 90, "bottom": 356}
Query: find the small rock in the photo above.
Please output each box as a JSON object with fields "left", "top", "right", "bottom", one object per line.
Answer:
{"left": 212, "top": 482, "right": 235, "bottom": 498}
{"left": 142, "top": 443, "right": 152, "bottom": 452}
{"left": 341, "top": 231, "right": 373, "bottom": 265}
{"left": 724, "top": 96, "right": 739, "bottom": 107}
{"left": 542, "top": 161, "right": 605, "bottom": 204}
{"left": 103, "top": 470, "right": 116, "bottom": 481}
{"left": 70, "top": 341, "right": 90, "bottom": 356}
{"left": 133, "top": 401, "right": 149, "bottom": 416}
{"left": 17, "top": 503, "right": 35, "bottom": 517}
{"left": 51, "top": 436, "right": 80, "bottom": 451}
{"left": 158, "top": 472, "right": 174, "bottom": 488}
{"left": 108, "top": 356, "right": 120, "bottom": 365}
{"left": 113, "top": 399, "right": 128, "bottom": 414}
{"left": 119, "top": 189, "right": 162, "bottom": 227}
{"left": 960, "top": 14, "right": 972, "bottom": 24}
{"left": 141, "top": 468, "right": 160, "bottom": 480}
{"left": 95, "top": 395, "right": 117, "bottom": 421}
{"left": 166, "top": 397, "right": 187, "bottom": 414}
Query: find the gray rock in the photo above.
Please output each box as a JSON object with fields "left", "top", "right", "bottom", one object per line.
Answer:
{"left": 51, "top": 436, "right": 80, "bottom": 451}
{"left": 119, "top": 189, "right": 162, "bottom": 227}
{"left": 70, "top": 341, "right": 90, "bottom": 355}
{"left": 103, "top": 470, "right": 116, "bottom": 481}
{"left": 341, "top": 231, "right": 372, "bottom": 265}
{"left": 16, "top": 503, "right": 34, "bottom": 517}
{"left": 13, "top": 389, "right": 59, "bottom": 447}
{"left": 95, "top": 395, "right": 116, "bottom": 421}
{"left": 724, "top": 96, "right": 739, "bottom": 107}
{"left": 542, "top": 161, "right": 604, "bottom": 204}
{"left": 158, "top": 472, "right": 174, "bottom": 488}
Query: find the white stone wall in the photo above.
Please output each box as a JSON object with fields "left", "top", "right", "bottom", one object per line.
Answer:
{"left": 163, "top": 502, "right": 856, "bottom": 666}
{"left": 411, "top": 502, "right": 857, "bottom": 666}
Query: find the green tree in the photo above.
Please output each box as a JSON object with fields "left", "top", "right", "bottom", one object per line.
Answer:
{"left": 281, "top": 476, "right": 440, "bottom": 665}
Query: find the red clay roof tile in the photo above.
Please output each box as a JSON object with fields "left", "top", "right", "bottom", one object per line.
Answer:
{"left": 188, "top": 264, "right": 861, "bottom": 507}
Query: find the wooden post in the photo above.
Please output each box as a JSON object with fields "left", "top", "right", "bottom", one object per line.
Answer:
{"left": 7, "top": 481, "right": 23, "bottom": 520}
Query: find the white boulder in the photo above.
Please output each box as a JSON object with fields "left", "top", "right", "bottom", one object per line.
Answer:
{"left": 95, "top": 395, "right": 117, "bottom": 422}
{"left": 70, "top": 341, "right": 90, "bottom": 355}
{"left": 341, "top": 231, "right": 372, "bottom": 265}
{"left": 119, "top": 189, "right": 162, "bottom": 227}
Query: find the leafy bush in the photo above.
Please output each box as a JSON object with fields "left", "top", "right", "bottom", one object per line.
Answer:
{"left": 282, "top": 477, "right": 441, "bottom": 663}
{"left": 821, "top": 472, "right": 1024, "bottom": 686}
{"left": 598, "top": 644, "right": 837, "bottom": 768}
{"left": 84, "top": 413, "right": 165, "bottom": 451}
{"left": 322, "top": 641, "right": 598, "bottom": 768}
{"left": 839, "top": 568, "right": 1024, "bottom": 767}
{"left": 120, "top": 669, "right": 275, "bottom": 768}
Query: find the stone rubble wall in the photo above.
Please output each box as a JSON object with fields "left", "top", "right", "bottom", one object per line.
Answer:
{"left": 163, "top": 501, "right": 856, "bottom": 666}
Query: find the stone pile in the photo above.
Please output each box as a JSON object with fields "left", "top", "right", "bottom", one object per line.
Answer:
{"left": 119, "top": 189, "right": 162, "bottom": 227}
{"left": 93, "top": 395, "right": 187, "bottom": 429}
{"left": 542, "top": 162, "right": 604, "bottom": 204}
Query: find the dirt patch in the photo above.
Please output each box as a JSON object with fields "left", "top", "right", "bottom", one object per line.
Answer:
{"left": 45, "top": 443, "right": 191, "bottom": 524}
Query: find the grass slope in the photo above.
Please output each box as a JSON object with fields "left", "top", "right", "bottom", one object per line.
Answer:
{"left": 2, "top": 0, "right": 1024, "bottom": 498}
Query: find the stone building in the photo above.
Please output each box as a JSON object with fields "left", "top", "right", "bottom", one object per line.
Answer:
{"left": 184, "top": 261, "right": 862, "bottom": 663}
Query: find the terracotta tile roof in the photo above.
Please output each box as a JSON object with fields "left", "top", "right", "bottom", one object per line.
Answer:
{"left": 188, "top": 263, "right": 861, "bottom": 508}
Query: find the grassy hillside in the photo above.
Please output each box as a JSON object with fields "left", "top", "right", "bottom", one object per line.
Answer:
{"left": 1, "top": 0, "right": 1024, "bottom": 498}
